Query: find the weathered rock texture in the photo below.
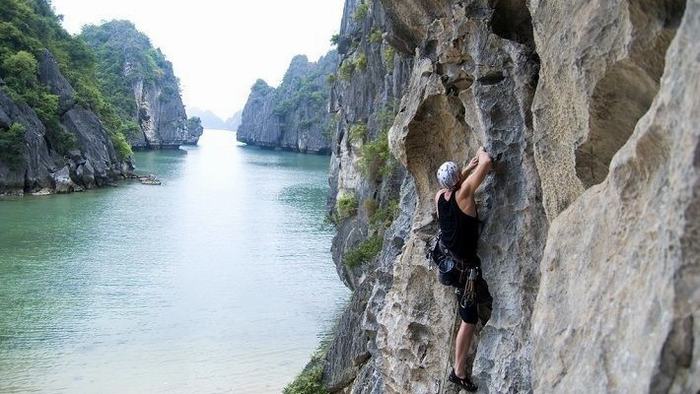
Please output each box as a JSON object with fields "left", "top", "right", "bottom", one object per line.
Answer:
{"left": 81, "top": 20, "right": 202, "bottom": 149}
{"left": 530, "top": 0, "right": 698, "bottom": 392}
{"left": 321, "top": 0, "right": 699, "bottom": 393}
{"left": 237, "top": 52, "right": 338, "bottom": 153}
{"left": 320, "top": 0, "right": 413, "bottom": 391}
{"left": 0, "top": 50, "right": 130, "bottom": 195}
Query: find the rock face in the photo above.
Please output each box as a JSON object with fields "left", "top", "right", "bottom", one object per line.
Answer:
{"left": 81, "top": 20, "right": 202, "bottom": 149}
{"left": 321, "top": 0, "right": 699, "bottom": 393}
{"left": 530, "top": 0, "right": 697, "bottom": 392}
{"left": 237, "top": 52, "right": 338, "bottom": 153}
{"left": 0, "top": 50, "right": 129, "bottom": 195}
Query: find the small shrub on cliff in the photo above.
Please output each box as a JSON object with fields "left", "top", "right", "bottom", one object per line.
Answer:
{"left": 344, "top": 235, "right": 382, "bottom": 268}
{"left": 326, "top": 73, "right": 337, "bottom": 85}
{"left": 370, "top": 199, "right": 399, "bottom": 230}
{"left": 0, "top": 123, "right": 26, "bottom": 169}
{"left": 110, "top": 130, "right": 133, "bottom": 159}
{"left": 353, "top": 2, "right": 370, "bottom": 21}
{"left": 283, "top": 365, "right": 326, "bottom": 394}
{"left": 348, "top": 122, "right": 367, "bottom": 143}
{"left": 330, "top": 34, "right": 340, "bottom": 46}
{"left": 358, "top": 128, "right": 393, "bottom": 180}
{"left": 355, "top": 53, "right": 367, "bottom": 71}
{"left": 283, "top": 343, "right": 329, "bottom": 394}
{"left": 338, "top": 60, "right": 355, "bottom": 81}
{"left": 336, "top": 192, "right": 358, "bottom": 220}
{"left": 383, "top": 45, "right": 395, "bottom": 73}
{"left": 369, "top": 28, "right": 383, "bottom": 44}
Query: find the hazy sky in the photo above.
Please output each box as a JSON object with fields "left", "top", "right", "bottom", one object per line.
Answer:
{"left": 52, "top": 0, "right": 345, "bottom": 119}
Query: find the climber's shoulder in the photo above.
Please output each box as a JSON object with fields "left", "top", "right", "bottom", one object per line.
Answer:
{"left": 455, "top": 184, "right": 475, "bottom": 202}
{"left": 435, "top": 188, "right": 447, "bottom": 205}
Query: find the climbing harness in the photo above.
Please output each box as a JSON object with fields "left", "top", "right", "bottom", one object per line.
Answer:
{"left": 428, "top": 232, "right": 482, "bottom": 302}
{"left": 460, "top": 267, "right": 479, "bottom": 308}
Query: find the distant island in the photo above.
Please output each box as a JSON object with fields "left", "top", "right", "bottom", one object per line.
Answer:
{"left": 188, "top": 108, "right": 241, "bottom": 131}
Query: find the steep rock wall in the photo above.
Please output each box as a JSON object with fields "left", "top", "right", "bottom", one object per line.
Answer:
{"left": 320, "top": 0, "right": 414, "bottom": 391}
{"left": 81, "top": 20, "right": 202, "bottom": 150}
{"left": 0, "top": 50, "right": 130, "bottom": 195}
{"left": 379, "top": 2, "right": 545, "bottom": 392}
{"left": 237, "top": 52, "right": 338, "bottom": 154}
{"left": 322, "top": 0, "right": 699, "bottom": 393}
{"left": 530, "top": 0, "right": 698, "bottom": 392}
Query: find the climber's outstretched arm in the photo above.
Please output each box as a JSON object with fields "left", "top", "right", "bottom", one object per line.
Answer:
{"left": 459, "top": 147, "right": 492, "bottom": 196}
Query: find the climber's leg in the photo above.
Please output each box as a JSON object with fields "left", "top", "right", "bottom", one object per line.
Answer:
{"left": 454, "top": 321, "right": 475, "bottom": 378}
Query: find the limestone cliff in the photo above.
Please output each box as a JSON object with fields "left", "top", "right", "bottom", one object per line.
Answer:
{"left": 0, "top": 1, "right": 132, "bottom": 196}
{"left": 237, "top": 52, "right": 338, "bottom": 153}
{"left": 81, "top": 20, "right": 202, "bottom": 149}
{"left": 0, "top": 50, "right": 132, "bottom": 196}
{"left": 321, "top": 0, "right": 699, "bottom": 393}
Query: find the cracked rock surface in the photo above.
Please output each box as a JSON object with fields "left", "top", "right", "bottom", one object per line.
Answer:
{"left": 321, "top": 0, "right": 699, "bottom": 393}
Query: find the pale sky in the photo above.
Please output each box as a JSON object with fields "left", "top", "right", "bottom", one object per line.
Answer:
{"left": 52, "top": 0, "right": 345, "bottom": 119}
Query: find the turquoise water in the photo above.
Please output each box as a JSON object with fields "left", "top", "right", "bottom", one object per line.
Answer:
{"left": 0, "top": 130, "right": 348, "bottom": 393}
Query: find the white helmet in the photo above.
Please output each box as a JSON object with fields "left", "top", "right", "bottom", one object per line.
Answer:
{"left": 437, "top": 161, "right": 460, "bottom": 190}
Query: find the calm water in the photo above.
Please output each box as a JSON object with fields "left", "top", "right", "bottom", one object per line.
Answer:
{"left": 0, "top": 130, "right": 348, "bottom": 393}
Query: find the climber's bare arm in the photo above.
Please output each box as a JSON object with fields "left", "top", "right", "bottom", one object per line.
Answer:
{"left": 458, "top": 147, "right": 492, "bottom": 197}
{"left": 461, "top": 156, "right": 479, "bottom": 180}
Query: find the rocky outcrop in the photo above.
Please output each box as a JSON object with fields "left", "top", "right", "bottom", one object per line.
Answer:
{"left": 81, "top": 20, "right": 202, "bottom": 149}
{"left": 321, "top": 0, "right": 698, "bottom": 393}
{"left": 237, "top": 52, "right": 338, "bottom": 153}
{"left": 0, "top": 50, "right": 130, "bottom": 196}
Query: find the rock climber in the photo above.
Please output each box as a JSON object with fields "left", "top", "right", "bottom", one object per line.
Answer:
{"left": 433, "top": 146, "right": 494, "bottom": 392}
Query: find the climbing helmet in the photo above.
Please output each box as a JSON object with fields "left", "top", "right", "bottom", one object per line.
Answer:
{"left": 437, "top": 161, "right": 460, "bottom": 190}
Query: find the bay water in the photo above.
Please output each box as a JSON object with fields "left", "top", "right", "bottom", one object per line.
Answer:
{"left": 0, "top": 129, "right": 348, "bottom": 393}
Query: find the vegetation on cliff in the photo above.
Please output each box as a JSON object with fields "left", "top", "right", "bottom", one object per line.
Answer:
{"left": 80, "top": 20, "right": 173, "bottom": 133}
{"left": 238, "top": 52, "right": 338, "bottom": 153}
{"left": 0, "top": 123, "right": 26, "bottom": 168}
{"left": 283, "top": 345, "right": 328, "bottom": 394}
{"left": 80, "top": 19, "right": 200, "bottom": 148}
{"left": 0, "top": 0, "right": 132, "bottom": 159}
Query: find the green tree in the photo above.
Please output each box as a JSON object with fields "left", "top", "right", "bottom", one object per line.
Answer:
{"left": 2, "top": 50, "right": 38, "bottom": 91}
{"left": 0, "top": 123, "right": 26, "bottom": 168}
{"left": 0, "top": 1, "right": 133, "bottom": 159}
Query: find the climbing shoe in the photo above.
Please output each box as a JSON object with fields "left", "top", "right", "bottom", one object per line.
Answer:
{"left": 449, "top": 369, "right": 477, "bottom": 392}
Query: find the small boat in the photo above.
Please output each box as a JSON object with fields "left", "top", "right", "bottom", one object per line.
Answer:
{"left": 137, "top": 174, "right": 162, "bottom": 186}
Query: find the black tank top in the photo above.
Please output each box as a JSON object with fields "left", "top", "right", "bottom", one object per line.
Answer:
{"left": 437, "top": 192, "right": 480, "bottom": 261}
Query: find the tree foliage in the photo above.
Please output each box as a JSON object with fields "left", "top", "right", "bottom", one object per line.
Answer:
{"left": 353, "top": 2, "right": 370, "bottom": 21}
{"left": 0, "top": 122, "right": 26, "bottom": 168}
{"left": 336, "top": 191, "right": 358, "bottom": 220}
{"left": 0, "top": 0, "right": 132, "bottom": 158}
{"left": 344, "top": 235, "right": 382, "bottom": 268}
{"left": 2, "top": 50, "right": 37, "bottom": 90}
